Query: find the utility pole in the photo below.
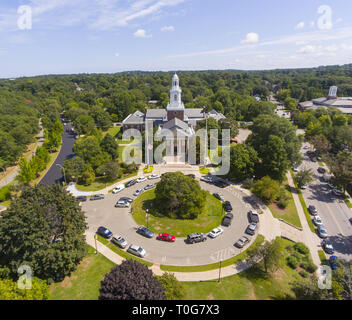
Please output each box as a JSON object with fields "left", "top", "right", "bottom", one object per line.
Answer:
{"left": 218, "top": 259, "right": 222, "bottom": 283}
{"left": 94, "top": 233, "right": 98, "bottom": 255}
{"left": 146, "top": 209, "right": 149, "bottom": 229}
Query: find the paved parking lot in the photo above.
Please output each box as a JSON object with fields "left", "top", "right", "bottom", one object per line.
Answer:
{"left": 82, "top": 177, "right": 259, "bottom": 266}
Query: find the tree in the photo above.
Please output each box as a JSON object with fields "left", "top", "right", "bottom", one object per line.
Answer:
{"left": 229, "top": 144, "right": 258, "bottom": 181}
{"left": 99, "top": 260, "right": 166, "bottom": 300}
{"left": 295, "top": 169, "right": 314, "bottom": 188}
{"left": 253, "top": 176, "right": 280, "bottom": 204}
{"left": 330, "top": 151, "right": 352, "bottom": 193}
{"left": 310, "top": 135, "right": 331, "bottom": 156}
{"left": 100, "top": 133, "right": 119, "bottom": 160}
{"left": 246, "top": 238, "right": 283, "bottom": 274}
{"left": 158, "top": 272, "right": 186, "bottom": 300}
{"left": 155, "top": 172, "right": 207, "bottom": 219}
{"left": 17, "top": 157, "right": 36, "bottom": 185}
{"left": 97, "top": 161, "right": 121, "bottom": 181}
{"left": 0, "top": 184, "right": 87, "bottom": 280}
{"left": 73, "top": 115, "right": 96, "bottom": 135}
{"left": 291, "top": 276, "right": 330, "bottom": 300}
{"left": 0, "top": 277, "right": 49, "bottom": 300}
{"left": 79, "top": 166, "right": 96, "bottom": 186}
{"left": 63, "top": 156, "right": 87, "bottom": 182}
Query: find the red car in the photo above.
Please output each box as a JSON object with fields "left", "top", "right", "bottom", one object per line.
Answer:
{"left": 158, "top": 233, "right": 176, "bottom": 242}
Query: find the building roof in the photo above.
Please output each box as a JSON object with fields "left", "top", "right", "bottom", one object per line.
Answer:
{"left": 122, "top": 111, "right": 145, "bottom": 125}
{"left": 158, "top": 118, "right": 194, "bottom": 138}
{"left": 185, "top": 108, "right": 205, "bottom": 118}
{"left": 312, "top": 97, "right": 352, "bottom": 107}
{"left": 146, "top": 109, "right": 167, "bottom": 119}
{"left": 207, "top": 109, "right": 226, "bottom": 120}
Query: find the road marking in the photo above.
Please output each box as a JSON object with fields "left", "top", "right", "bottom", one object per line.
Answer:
{"left": 324, "top": 203, "right": 345, "bottom": 236}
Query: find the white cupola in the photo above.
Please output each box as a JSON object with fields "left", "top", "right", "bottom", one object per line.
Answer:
{"left": 167, "top": 73, "right": 184, "bottom": 110}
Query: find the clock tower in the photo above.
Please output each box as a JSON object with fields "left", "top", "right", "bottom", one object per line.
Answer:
{"left": 166, "top": 73, "right": 185, "bottom": 121}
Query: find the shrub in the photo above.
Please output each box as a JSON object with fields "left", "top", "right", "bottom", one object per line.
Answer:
{"left": 277, "top": 188, "right": 289, "bottom": 209}
{"left": 299, "top": 270, "right": 309, "bottom": 278}
{"left": 158, "top": 272, "right": 186, "bottom": 300}
{"left": 294, "top": 242, "right": 310, "bottom": 255}
{"left": 287, "top": 255, "right": 299, "bottom": 269}
{"left": 242, "top": 178, "right": 254, "bottom": 190}
{"left": 0, "top": 186, "right": 11, "bottom": 202}
{"left": 253, "top": 176, "right": 280, "bottom": 204}
{"left": 301, "top": 256, "right": 317, "bottom": 273}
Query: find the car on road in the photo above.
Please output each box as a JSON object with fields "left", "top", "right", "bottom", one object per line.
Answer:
{"left": 235, "top": 236, "right": 250, "bottom": 248}
{"left": 133, "top": 189, "right": 144, "bottom": 196}
{"left": 208, "top": 227, "right": 224, "bottom": 238}
{"left": 329, "top": 256, "right": 339, "bottom": 270}
{"left": 115, "top": 200, "right": 130, "bottom": 208}
{"left": 223, "top": 201, "right": 232, "bottom": 212}
{"left": 97, "top": 226, "right": 113, "bottom": 239}
{"left": 148, "top": 174, "right": 160, "bottom": 180}
{"left": 137, "top": 226, "right": 154, "bottom": 238}
{"left": 246, "top": 223, "right": 258, "bottom": 236}
{"left": 308, "top": 205, "right": 318, "bottom": 216}
{"left": 248, "top": 210, "right": 260, "bottom": 223}
{"left": 313, "top": 215, "right": 323, "bottom": 226}
{"left": 126, "top": 180, "right": 137, "bottom": 188}
{"left": 311, "top": 157, "right": 318, "bottom": 162}
{"left": 300, "top": 185, "right": 307, "bottom": 190}
{"left": 327, "top": 183, "right": 335, "bottom": 189}
{"left": 187, "top": 233, "right": 207, "bottom": 244}
{"left": 157, "top": 233, "right": 176, "bottom": 242}
{"left": 112, "top": 184, "right": 125, "bottom": 194}
{"left": 213, "top": 193, "right": 224, "bottom": 201}
{"left": 137, "top": 176, "right": 147, "bottom": 183}
{"left": 303, "top": 146, "right": 310, "bottom": 150}
{"left": 75, "top": 196, "right": 87, "bottom": 202}
{"left": 186, "top": 174, "right": 196, "bottom": 179}
{"left": 200, "top": 176, "right": 212, "bottom": 183}
{"left": 111, "top": 235, "right": 128, "bottom": 249}
{"left": 322, "top": 240, "right": 334, "bottom": 254}
{"left": 214, "top": 180, "right": 228, "bottom": 188}
{"left": 332, "top": 189, "right": 343, "bottom": 197}
{"left": 119, "top": 197, "right": 133, "bottom": 203}
{"left": 90, "top": 194, "right": 105, "bottom": 201}
{"left": 292, "top": 167, "right": 299, "bottom": 173}
{"left": 144, "top": 184, "right": 155, "bottom": 191}
{"left": 317, "top": 225, "right": 328, "bottom": 239}
{"left": 222, "top": 213, "right": 233, "bottom": 227}
{"left": 317, "top": 167, "right": 326, "bottom": 174}
{"left": 127, "top": 244, "right": 146, "bottom": 258}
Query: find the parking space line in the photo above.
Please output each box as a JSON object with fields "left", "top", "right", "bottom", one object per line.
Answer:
{"left": 325, "top": 203, "right": 345, "bottom": 237}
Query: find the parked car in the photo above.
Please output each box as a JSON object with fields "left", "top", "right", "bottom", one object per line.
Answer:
{"left": 329, "top": 256, "right": 339, "bottom": 270}
{"left": 111, "top": 235, "right": 128, "bottom": 249}
{"left": 186, "top": 174, "right": 196, "bottom": 179}
{"left": 248, "top": 210, "right": 260, "bottom": 223}
{"left": 214, "top": 180, "right": 228, "bottom": 188}
{"left": 112, "top": 184, "right": 125, "bottom": 194}
{"left": 148, "top": 174, "right": 160, "bottom": 180}
{"left": 317, "top": 167, "right": 326, "bottom": 174}
{"left": 133, "top": 189, "right": 144, "bottom": 196}
{"left": 213, "top": 193, "right": 224, "bottom": 201}
{"left": 317, "top": 225, "right": 328, "bottom": 238}
{"left": 90, "top": 194, "right": 105, "bottom": 201}
{"left": 97, "top": 226, "right": 113, "bottom": 239}
{"left": 115, "top": 200, "right": 130, "bottom": 208}
{"left": 246, "top": 223, "right": 258, "bottom": 236}
{"left": 127, "top": 244, "right": 146, "bottom": 258}
{"left": 126, "top": 180, "right": 137, "bottom": 188}
{"left": 300, "top": 185, "right": 307, "bottom": 190}
{"left": 223, "top": 201, "right": 232, "bottom": 212}
{"left": 222, "top": 213, "right": 233, "bottom": 227}
{"left": 137, "top": 226, "right": 154, "bottom": 238}
{"left": 311, "top": 157, "right": 318, "bottom": 162}
{"left": 200, "top": 176, "right": 212, "bottom": 183}
{"left": 208, "top": 227, "right": 224, "bottom": 238}
{"left": 235, "top": 236, "right": 250, "bottom": 248}
{"left": 157, "top": 233, "right": 176, "bottom": 242}
{"left": 308, "top": 205, "right": 318, "bottom": 216}
{"left": 119, "top": 197, "right": 133, "bottom": 203}
{"left": 322, "top": 240, "right": 334, "bottom": 254}
{"left": 187, "top": 233, "right": 207, "bottom": 244}
{"left": 332, "top": 189, "right": 343, "bottom": 197}
{"left": 137, "top": 176, "right": 147, "bottom": 183}
{"left": 292, "top": 167, "right": 299, "bottom": 173}
{"left": 75, "top": 196, "right": 87, "bottom": 202}
{"left": 327, "top": 183, "right": 335, "bottom": 189}
{"left": 313, "top": 215, "right": 323, "bottom": 226}
{"left": 144, "top": 184, "right": 155, "bottom": 191}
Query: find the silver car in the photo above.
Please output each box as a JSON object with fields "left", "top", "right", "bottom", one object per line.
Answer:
{"left": 127, "top": 244, "right": 146, "bottom": 258}
{"left": 111, "top": 235, "right": 128, "bottom": 249}
{"left": 317, "top": 225, "right": 328, "bottom": 238}
{"left": 133, "top": 189, "right": 143, "bottom": 196}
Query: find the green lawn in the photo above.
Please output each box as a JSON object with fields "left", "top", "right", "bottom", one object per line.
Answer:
{"left": 132, "top": 189, "right": 224, "bottom": 237}
{"left": 183, "top": 238, "right": 304, "bottom": 300}
{"left": 344, "top": 198, "right": 352, "bottom": 208}
{"left": 199, "top": 167, "right": 210, "bottom": 174}
{"left": 143, "top": 166, "right": 154, "bottom": 173}
{"left": 103, "top": 126, "right": 121, "bottom": 138}
{"left": 49, "top": 246, "right": 115, "bottom": 300}
{"left": 160, "top": 235, "right": 265, "bottom": 272}
{"left": 0, "top": 199, "right": 11, "bottom": 208}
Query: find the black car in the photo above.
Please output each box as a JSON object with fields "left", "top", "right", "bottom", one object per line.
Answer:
{"left": 76, "top": 196, "right": 87, "bottom": 202}
{"left": 214, "top": 180, "right": 228, "bottom": 188}
{"left": 119, "top": 197, "right": 133, "bottom": 203}
{"left": 248, "top": 210, "right": 259, "bottom": 223}
{"left": 187, "top": 174, "right": 196, "bottom": 179}
{"left": 125, "top": 180, "right": 137, "bottom": 188}
{"left": 222, "top": 213, "right": 233, "bottom": 227}
{"left": 322, "top": 240, "right": 334, "bottom": 254}
{"left": 90, "top": 194, "right": 105, "bottom": 201}
{"left": 308, "top": 205, "right": 318, "bottom": 215}
{"left": 223, "top": 201, "right": 232, "bottom": 212}
{"left": 246, "top": 223, "right": 258, "bottom": 235}
{"left": 317, "top": 167, "right": 326, "bottom": 174}
{"left": 136, "top": 226, "right": 154, "bottom": 238}
{"left": 187, "top": 233, "right": 207, "bottom": 244}
{"left": 97, "top": 226, "right": 113, "bottom": 239}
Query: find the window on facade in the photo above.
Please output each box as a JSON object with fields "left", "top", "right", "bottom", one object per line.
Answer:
{"left": 174, "top": 94, "right": 177, "bottom": 101}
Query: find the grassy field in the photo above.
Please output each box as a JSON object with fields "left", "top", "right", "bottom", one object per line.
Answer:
{"left": 131, "top": 189, "right": 224, "bottom": 237}
{"left": 160, "top": 235, "right": 265, "bottom": 272}
{"left": 49, "top": 246, "right": 115, "bottom": 300}
{"left": 183, "top": 238, "right": 304, "bottom": 300}
{"left": 199, "top": 167, "right": 210, "bottom": 174}
{"left": 103, "top": 126, "right": 121, "bottom": 138}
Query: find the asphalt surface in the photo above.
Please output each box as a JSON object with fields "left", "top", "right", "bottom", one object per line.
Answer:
{"left": 82, "top": 178, "right": 259, "bottom": 266}
{"left": 298, "top": 143, "right": 352, "bottom": 261}
{"left": 39, "top": 121, "right": 76, "bottom": 186}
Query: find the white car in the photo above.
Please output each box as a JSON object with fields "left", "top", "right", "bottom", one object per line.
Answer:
{"left": 208, "top": 227, "right": 224, "bottom": 238}
{"left": 112, "top": 184, "right": 125, "bottom": 194}
{"left": 292, "top": 167, "right": 299, "bottom": 173}
{"left": 115, "top": 200, "right": 130, "bottom": 208}
{"left": 133, "top": 189, "right": 144, "bottom": 196}
{"left": 127, "top": 244, "right": 146, "bottom": 258}
{"left": 111, "top": 235, "right": 128, "bottom": 249}
{"left": 313, "top": 215, "right": 323, "bottom": 226}
{"left": 148, "top": 174, "right": 160, "bottom": 180}
{"left": 137, "top": 176, "right": 147, "bottom": 183}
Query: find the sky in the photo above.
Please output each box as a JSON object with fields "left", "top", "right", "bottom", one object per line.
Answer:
{"left": 0, "top": 0, "right": 352, "bottom": 78}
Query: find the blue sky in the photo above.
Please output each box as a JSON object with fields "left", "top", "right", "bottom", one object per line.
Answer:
{"left": 0, "top": 0, "right": 352, "bottom": 78}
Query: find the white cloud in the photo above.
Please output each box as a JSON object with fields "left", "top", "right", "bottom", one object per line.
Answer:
{"left": 114, "top": 52, "right": 120, "bottom": 57}
{"left": 298, "top": 45, "right": 316, "bottom": 53}
{"left": 161, "top": 25, "right": 175, "bottom": 32}
{"left": 134, "top": 29, "right": 151, "bottom": 38}
{"left": 295, "top": 22, "right": 305, "bottom": 30}
{"left": 241, "top": 32, "right": 259, "bottom": 44}
{"left": 336, "top": 18, "right": 343, "bottom": 24}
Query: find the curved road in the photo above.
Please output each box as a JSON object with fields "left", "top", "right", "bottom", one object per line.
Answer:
{"left": 40, "top": 121, "right": 76, "bottom": 186}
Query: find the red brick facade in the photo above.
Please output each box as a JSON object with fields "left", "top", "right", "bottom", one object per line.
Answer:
{"left": 167, "top": 110, "right": 184, "bottom": 121}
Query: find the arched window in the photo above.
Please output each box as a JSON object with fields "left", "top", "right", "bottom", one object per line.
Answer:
{"left": 174, "top": 94, "right": 178, "bottom": 101}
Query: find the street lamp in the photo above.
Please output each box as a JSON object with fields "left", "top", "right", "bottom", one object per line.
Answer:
{"left": 218, "top": 259, "right": 222, "bottom": 283}
{"left": 146, "top": 209, "right": 149, "bottom": 229}
{"left": 56, "top": 164, "right": 66, "bottom": 185}
{"left": 94, "top": 233, "right": 98, "bottom": 255}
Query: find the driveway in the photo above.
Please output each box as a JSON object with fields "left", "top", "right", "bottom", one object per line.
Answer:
{"left": 82, "top": 178, "right": 260, "bottom": 267}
